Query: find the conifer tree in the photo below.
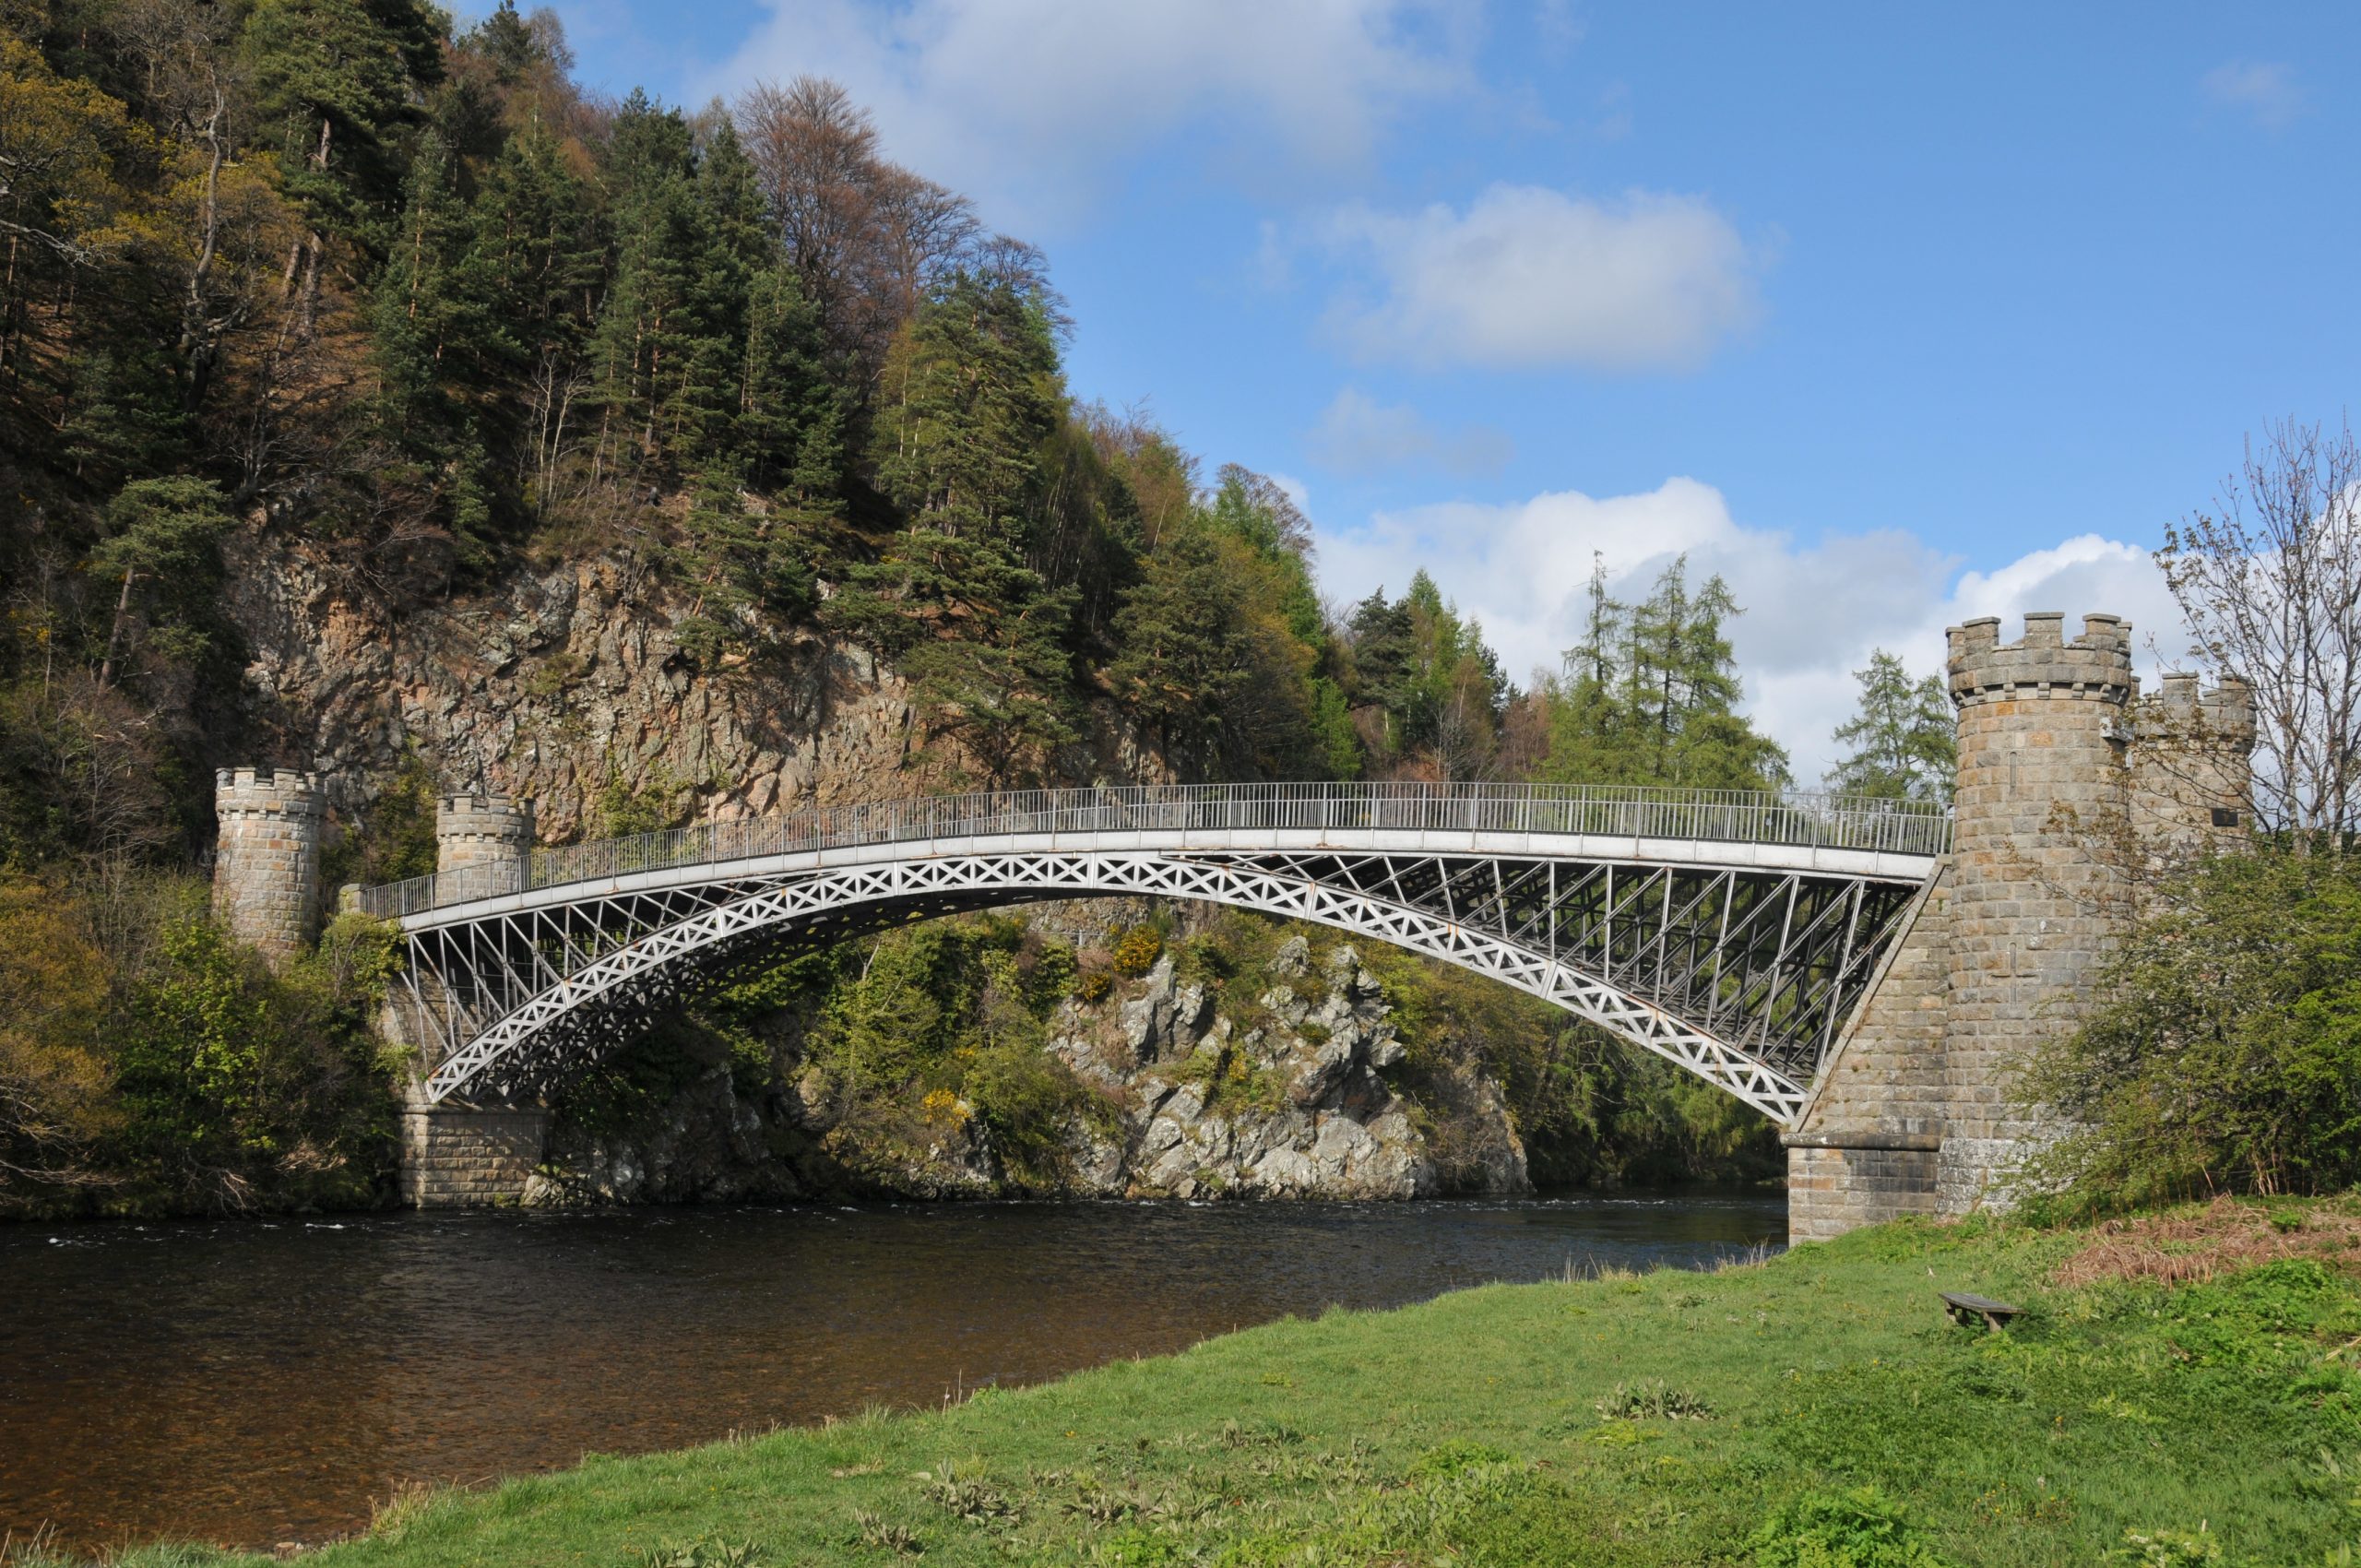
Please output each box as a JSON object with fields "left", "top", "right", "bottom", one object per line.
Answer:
{"left": 1540, "top": 556, "right": 1788, "bottom": 790}
{"left": 827, "top": 271, "right": 1077, "bottom": 781}
{"left": 1827, "top": 650, "right": 1954, "bottom": 802}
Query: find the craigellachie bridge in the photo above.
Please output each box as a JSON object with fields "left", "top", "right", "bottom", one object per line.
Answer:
{"left": 210, "top": 612, "right": 2256, "bottom": 1240}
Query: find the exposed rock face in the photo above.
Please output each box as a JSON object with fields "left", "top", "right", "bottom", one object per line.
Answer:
{"left": 539, "top": 934, "right": 1530, "bottom": 1206}
{"left": 222, "top": 531, "right": 1167, "bottom": 838}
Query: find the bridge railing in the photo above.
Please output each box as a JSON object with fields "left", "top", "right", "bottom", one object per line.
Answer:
{"left": 353, "top": 781, "right": 1953, "bottom": 919}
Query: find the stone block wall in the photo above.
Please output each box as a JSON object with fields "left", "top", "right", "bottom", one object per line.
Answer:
{"left": 2130, "top": 673, "right": 2258, "bottom": 866}
{"left": 1786, "top": 1144, "right": 1941, "bottom": 1241}
{"left": 1785, "top": 866, "right": 1953, "bottom": 1239}
{"left": 212, "top": 766, "right": 326, "bottom": 965}
{"left": 398, "top": 1099, "right": 550, "bottom": 1206}
{"left": 1939, "top": 612, "right": 2136, "bottom": 1210}
{"left": 433, "top": 792, "right": 535, "bottom": 904}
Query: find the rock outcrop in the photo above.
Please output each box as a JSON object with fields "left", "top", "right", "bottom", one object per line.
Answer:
{"left": 222, "top": 529, "right": 1166, "bottom": 838}
{"left": 535, "top": 930, "right": 1529, "bottom": 1206}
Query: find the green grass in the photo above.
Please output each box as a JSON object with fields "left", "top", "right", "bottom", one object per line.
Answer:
{"left": 52, "top": 1203, "right": 2361, "bottom": 1567}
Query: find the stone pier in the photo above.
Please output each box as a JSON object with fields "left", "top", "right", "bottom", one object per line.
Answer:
{"left": 398, "top": 1095, "right": 550, "bottom": 1207}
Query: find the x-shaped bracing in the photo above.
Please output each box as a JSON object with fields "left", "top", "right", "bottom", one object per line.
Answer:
{"left": 396, "top": 847, "right": 1926, "bottom": 1125}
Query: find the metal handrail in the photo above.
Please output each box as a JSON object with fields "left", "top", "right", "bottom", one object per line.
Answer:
{"left": 352, "top": 781, "right": 1953, "bottom": 919}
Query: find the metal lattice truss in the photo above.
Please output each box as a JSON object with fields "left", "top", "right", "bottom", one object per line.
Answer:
{"left": 397, "top": 845, "right": 1928, "bottom": 1125}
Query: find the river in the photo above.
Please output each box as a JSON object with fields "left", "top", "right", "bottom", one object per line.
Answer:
{"left": 0, "top": 1193, "right": 1783, "bottom": 1553}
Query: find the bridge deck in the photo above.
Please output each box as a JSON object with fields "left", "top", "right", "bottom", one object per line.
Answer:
{"left": 358, "top": 781, "right": 1952, "bottom": 922}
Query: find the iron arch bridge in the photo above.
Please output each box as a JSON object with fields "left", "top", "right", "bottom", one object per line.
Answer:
{"left": 355, "top": 783, "right": 1952, "bottom": 1125}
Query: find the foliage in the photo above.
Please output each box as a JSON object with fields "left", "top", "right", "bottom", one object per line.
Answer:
{"left": 0, "top": 871, "right": 118, "bottom": 1190}
{"left": 1109, "top": 924, "right": 1163, "bottom": 976}
{"left": 2024, "top": 844, "right": 2361, "bottom": 1207}
{"left": 0, "top": 869, "right": 399, "bottom": 1217}
{"left": 1826, "top": 650, "right": 1954, "bottom": 802}
{"left": 117, "top": 907, "right": 397, "bottom": 1210}
{"left": 825, "top": 271, "right": 1080, "bottom": 782}
{"left": 1343, "top": 568, "right": 1511, "bottom": 780}
{"left": 323, "top": 753, "right": 439, "bottom": 888}
{"left": 569, "top": 916, "right": 1109, "bottom": 1192}
{"left": 1745, "top": 1488, "right": 1957, "bottom": 1568}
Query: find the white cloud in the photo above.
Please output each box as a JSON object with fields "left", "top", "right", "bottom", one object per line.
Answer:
{"left": 1308, "top": 387, "right": 1513, "bottom": 477}
{"left": 2201, "top": 60, "right": 2307, "bottom": 131}
{"left": 711, "top": 0, "right": 1477, "bottom": 229}
{"left": 1314, "top": 479, "right": 2187, "bottom": 783}
{"left": 1321, "top": 184, "right": 1763, "bottom": 371}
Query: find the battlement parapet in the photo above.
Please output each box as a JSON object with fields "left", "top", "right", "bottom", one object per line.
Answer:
{"left": 435, "top": 793, "right": 536, "bottom": 844}
{"left": 1947, "top": 612, "right": 2136, "bottom": 706}
{"left": 2132, "top": 671, "right": 2258, "bottom": 749}
{"left": 214, "top": 766, "right": 326, "bottom": 819}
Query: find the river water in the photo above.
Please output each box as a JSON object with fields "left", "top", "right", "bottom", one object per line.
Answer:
{"left": 0, "top": 1194, "right": 1783, "bottom": 1553}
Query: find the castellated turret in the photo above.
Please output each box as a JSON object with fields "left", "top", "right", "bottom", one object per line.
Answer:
{"left": 1940, "top": 612, "right": 2136, "bottom": 1212}
{"left": 2129, "top": 671, "right": 2258, "bottom": 861}
{"left": 434, "top": 792, "right": 536, "bottom": 903}
{"left": 212, "top": 766, "right": 326, "bottom": 966}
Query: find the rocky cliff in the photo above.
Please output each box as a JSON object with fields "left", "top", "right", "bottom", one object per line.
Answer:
{"left": 223, "top": 529, "right": 1165, "bottom": 839}
{"left": 527, "top": 927, "right": 1529, "bottom": 1206}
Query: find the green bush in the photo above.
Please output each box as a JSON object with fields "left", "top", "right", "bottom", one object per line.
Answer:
{"left": 114, "top": 907, "right": 398, "bottom": 1210}
{"left": 1745, "top": 1488, "right": 1957, "bottom": 1568}
{"left": 2026, "top": 846, "right": 2361, "bottom": 1208}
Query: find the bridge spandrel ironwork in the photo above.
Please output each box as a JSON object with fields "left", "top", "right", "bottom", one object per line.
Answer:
{"left": 355, "top": 783, "right": 1950, "bottom": 1123}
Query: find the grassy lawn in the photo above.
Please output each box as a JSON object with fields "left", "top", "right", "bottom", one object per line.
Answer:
{"left": 74, "top": 1201, "right": 2361, "bottom": 1567}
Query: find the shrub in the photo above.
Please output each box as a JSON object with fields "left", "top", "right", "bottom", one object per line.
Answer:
{"left": 1594, "top": 1379, "right": 1714, "bottom": 1420}
{"left": 2025, "top": 846, "right": 2361, "bottom": 1208}
{"left": 1110, "top": 924, "right": 1163, "bottom": 975}
{"left": 1746, "top": 1488, "right": 1957, "bottom": 1567}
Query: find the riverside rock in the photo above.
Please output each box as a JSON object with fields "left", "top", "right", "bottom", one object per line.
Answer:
{"left": 537, "top": 930, "right": 1528, "bottom": 1205}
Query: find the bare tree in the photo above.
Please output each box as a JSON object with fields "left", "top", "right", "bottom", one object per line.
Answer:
{"left": 734, "top": 76, "right": 995, "bottom": 385}
{"left": 2159, "top": 418, "right": 2361, "bottom": 847}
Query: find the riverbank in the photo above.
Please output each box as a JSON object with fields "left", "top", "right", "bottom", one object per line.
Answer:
{"left": 34, "top": 1196, "right": 2357, "bottom": 1566}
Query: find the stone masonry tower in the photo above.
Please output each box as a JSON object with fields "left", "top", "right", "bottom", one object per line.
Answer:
{"left": 433, "top": 791, "right": 535, "bottom": 903}
{"left": 1939, "top": 611, "right": 2136, "bottom": 1209}
{"left": 1786, "top": 611, "right": 2253, "bottom": 1240}
{"left": 397, "top": 788, "right": 547, "bottom": 1207}
{"left": 212, "top": 766, "right": 326, "bottom": 966}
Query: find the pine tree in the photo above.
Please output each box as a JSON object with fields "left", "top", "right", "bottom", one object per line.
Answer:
{"left": 1540, "top": 556, "right": 1788, "bottom": 790}
{"left": 1827, "top": 650, "right": 1955, "bottom": 802}
{"left": 826, "top": 271, "right": 1077, "bottom": 781}
{"left": 241, "top": 0, "right": 445, "bottom": 327}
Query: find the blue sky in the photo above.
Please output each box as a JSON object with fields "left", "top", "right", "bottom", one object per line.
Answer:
{"left": 532, "top": 1, "right": 2357, "bottom": 778}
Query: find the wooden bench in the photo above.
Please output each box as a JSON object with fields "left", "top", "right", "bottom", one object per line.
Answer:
{"left": 1940, "top": 1290, "right": 2025, "bottom": 1330}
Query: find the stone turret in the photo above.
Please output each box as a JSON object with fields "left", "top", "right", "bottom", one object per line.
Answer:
{"left": 2129, "top": 671, "right": 2257, "bottom": 862}
{"left": 1940, "top": 611, "right": 2139, "bottom": 1209}
{"left": 434, "top": 791, "right": 535, "bottom": 903}
{"left": 212, "top": 766, "right": 326, "bottom": 966}
{"left": 1786, "top": 609, "right": 2261, "bottom": 1240}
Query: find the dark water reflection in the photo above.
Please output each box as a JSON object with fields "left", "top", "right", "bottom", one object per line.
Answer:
{"left": 0, "top": 1194, "right": 1783, "bottom": 1552}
